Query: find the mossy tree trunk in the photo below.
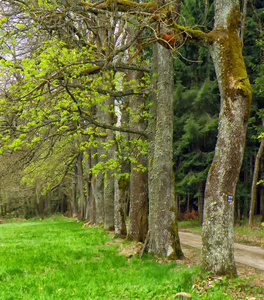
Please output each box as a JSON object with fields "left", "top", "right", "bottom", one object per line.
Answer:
{"left": 202, "top": 0, "right": 252, "bottom": 275}
{"left": 148, "top": 43, "right": 183, "bottom": 259}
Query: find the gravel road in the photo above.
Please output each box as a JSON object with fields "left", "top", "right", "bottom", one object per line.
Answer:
{"left": 179, "top": 231, "right": 264, "bottom": 271}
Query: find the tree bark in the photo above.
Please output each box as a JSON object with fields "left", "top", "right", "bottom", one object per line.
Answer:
{"left": 249, "top": 138, "right": 264, "bottom": 227}
{"left": 202, "top": 0, "right": 252, "bottom": 275}
{"left": 76, "top": 151, "right": 86, "bottom": 221}
{"left": 148, "top": 43, "right": 183, "bottom": 259}
{"left": 84, "top": 150, "right": 93, "bottom": 222}
{"left": 103, "top": 98, "right": 115, "bottom": 231}
{"left": 240, "top": 0, "right": 248, "bottom": 47}
{"left": 91, "top": 145, "right": 105, "bottom": 224}
{"left": 114, "top": 98, "right": 129, "bottom": 237}
{"left": 114, "top": 175, "right": 128, "bottom": 237}
{"left": 127, "top": 69, "right": 148, "bottom": 242}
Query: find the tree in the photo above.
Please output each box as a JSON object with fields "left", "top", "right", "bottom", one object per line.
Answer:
{"left": 0, "top": 0, "right": 253, "bottom": 273}
{"left": 0, "top": 0, "right": 150, "bottom": 226}
{"left": 127, "top": 68, "right": 148, "bottom": 242}
{"left": 201, "top": 0, "right": 252, "bottom": 275}
{"left": 161, "top": 0, "right": 252, "bottom": 274}
{"left": 150, "top": 0, "right": 252, "bottom": 272}
{"left": 249, "top": 134, "right": 264, "bottom": 227}
{"left": 148, "top": 42, "right": 183, "bottom": 258}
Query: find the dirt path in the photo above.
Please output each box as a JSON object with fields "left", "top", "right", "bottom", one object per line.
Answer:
{"left": 179, "top": 231, "right": 264, "bottom": 271}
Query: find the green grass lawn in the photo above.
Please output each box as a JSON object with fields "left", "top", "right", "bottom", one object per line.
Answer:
{"left": 0, "top": 216, "right": 262, "bottom": 299}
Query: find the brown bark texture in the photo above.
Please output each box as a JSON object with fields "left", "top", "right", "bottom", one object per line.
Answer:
{"left": 202, "top": 0, "right": 252, "bottom": 275}
{"left": 72, "top": 162, "right": 78, "bottom": 218}
{"left": 76, "top": 151, "right": 86, "bottom": 221}
{"left": 84, "top": 150, "right": 93, "bottom": 222}
{"left": 114, "top": 175, "right": 128, "bottom": 237}
{"left": 127, "top": 69, "right": 148, "bottom": 242}
{"left": 91, "top": 144, "right": 105, "bottom": 224}
{"left": 148, "top": 43, "right": 183, "bottom": 259}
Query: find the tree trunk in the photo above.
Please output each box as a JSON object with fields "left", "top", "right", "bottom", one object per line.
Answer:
{"left": 114, "top": 98, "right": 129, "bottom": 238}
{"left": 240, "top": 0, "right": 248, "bottom": 47}
{"left": 72, "top": 162, "right": 78, "bottom": 218}
{"left": 90, "top": 97, "right": 106, "bottom": 225}
{"left": 76, "top": 152, "right": 86, "bottom": 221}
{"left": 103, "top": 98, "right": 115, "bottom": 230}
{"left": 84, "top": 150, "right": 93, "bottom": 222}
{"left": 114, "top": 175, "right": 128, "bottom": 237}
{"left": 91, "top": 145, "right": 105, "bottom": 225}
{"left": 127, "top": 69, "right": 148, "bottom": 242}
{"left": 260, "top": 187, "right": 264, "bottom": 222}
{"left": 249, "top": 138, "right": 264, "bottom": 227}
{"left": 104, "top": 169, "right": 115, "bottom": 230}
{"left": 45, "top": 191, "right": 52, "bottom": 216}
{"left": 202, "top": 0, "right": 252, "bottom": 275}
{"left": 148, "top": 43, "right": 183, "bottom": 259}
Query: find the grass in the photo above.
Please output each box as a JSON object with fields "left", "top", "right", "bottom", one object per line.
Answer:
{"left": 0, "top": 216, "right": 263, "bottom": 299}
{"left": 0, "top": 216, "right": 198, "bottom": 299}
{"left": 178, "top": 220, "right": 202, "bottom": 231}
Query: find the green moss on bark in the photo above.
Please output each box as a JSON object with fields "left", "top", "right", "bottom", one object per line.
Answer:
{"left": 118, "top": 176, "right": 129, "bottom": 192}
{"left": 212, "top": 5, "right": 252, "bottom": 119}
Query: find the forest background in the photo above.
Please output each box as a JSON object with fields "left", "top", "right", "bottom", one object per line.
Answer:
{"left": 0, "top": 0, "right": 264, "bottom": 276}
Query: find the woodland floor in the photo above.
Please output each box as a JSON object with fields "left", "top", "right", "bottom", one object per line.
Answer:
{"left": 178, "top": 243, "right": 264, "bottom": 300}
{"left": 1, "top": 217, "right": 263, "bottom": 299}
{"left": 110, "top": 230, "right": 264, "bottom": 299}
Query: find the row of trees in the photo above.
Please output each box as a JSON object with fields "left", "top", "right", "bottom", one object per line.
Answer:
{"left": 0, "top": 0, "right": 263, "bottom": 276}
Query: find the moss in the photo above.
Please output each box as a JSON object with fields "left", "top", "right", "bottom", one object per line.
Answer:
{"left": 227, "top": 5, "right": 241, "bottom": 32}
{"left": 93, "top": 175, "right": 97, "bottom": 184}
{"left": 212, "top": 5, "right": 252, "bottom": 114}
{"left": 80, "top": 66, "right": 102, "bottom": 76}
{"left": 80, "top": 1, "right": 92, "bottom": 6}
{"left": 117, "top": 0, "right": 157, "bottom": 9}
{"left": 104, "top": 0, "right": 158, "bottom": 11}
{"left": 220, "top": 31, "right": 251, "bottom": 101}
{"left": 170, "top": 23, "right": 214, "bottom": 48}
{"left": 118, "top": 175, "right": 129, "bottom": 192}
